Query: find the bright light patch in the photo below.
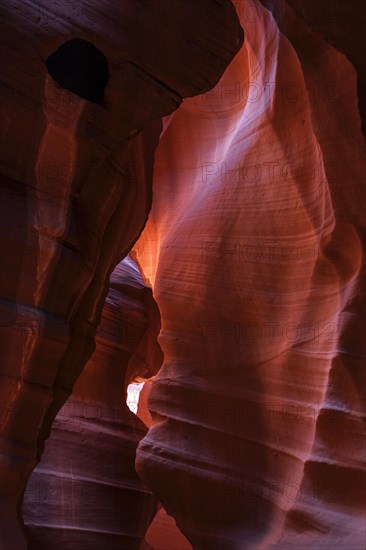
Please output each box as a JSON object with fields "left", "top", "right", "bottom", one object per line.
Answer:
{"left": 127, "top": 382, "right": 145, "bottom": 414}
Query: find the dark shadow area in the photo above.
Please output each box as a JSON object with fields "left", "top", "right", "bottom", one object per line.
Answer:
{"left": 46, "top": 38, "right": 109, "bottom": 104}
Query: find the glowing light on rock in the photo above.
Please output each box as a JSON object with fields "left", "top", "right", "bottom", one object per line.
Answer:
{"left": 127, "top": 382, "right": 145, "bottom": 414}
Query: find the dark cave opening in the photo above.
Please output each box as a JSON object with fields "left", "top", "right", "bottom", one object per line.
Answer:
{"left": 46, "top": 38, "right": 109, "bottom": 104}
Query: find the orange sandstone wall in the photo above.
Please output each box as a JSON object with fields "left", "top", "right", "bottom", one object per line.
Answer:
{"left": 133, "top": 1, "right": 365, "bottom": 548}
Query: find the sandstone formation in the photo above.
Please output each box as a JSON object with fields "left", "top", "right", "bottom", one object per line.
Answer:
{"left": 144, "top": 508, "right": 192, "bottom": 550}
{"left": 1, "top": 0, "right": 365, "bottom": 548}
{"left": 283, "top": 0, "right": 366, "bottom": 137}
{"left": 22, "top": 258, "right": 162, "bottom": 549}
{"left": 136, "top": 381, "right": 193, "bottom": 550}
{"left": 133, "top": 1, "right": 365, "bottom": 548}
{"left": 0, "top": 1, "right": 242, "bottom": 548}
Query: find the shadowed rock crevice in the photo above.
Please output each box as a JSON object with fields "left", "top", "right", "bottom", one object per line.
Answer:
{"left": 46, "top": 38, "right": 110, "bottom": 104}
{"left": 0, "top": 1, "right": 243, "bottom": 548}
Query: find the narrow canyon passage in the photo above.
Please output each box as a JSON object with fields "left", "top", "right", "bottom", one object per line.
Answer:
{"left": 0, "top": 1, "right": 365, "bottom": 549}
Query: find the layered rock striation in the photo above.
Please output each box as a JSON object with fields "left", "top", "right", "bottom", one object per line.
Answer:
{"left": 1, "top": 0, "right": 365, "bottom": 548}
{"left": 133, "top": 1, "right": 365, "bottom": 548}
{"left": 0, "top": 1, "right": 243, "bottom": 547}
{"left": 22, "top": 258, "right": 162, "bottom": 549}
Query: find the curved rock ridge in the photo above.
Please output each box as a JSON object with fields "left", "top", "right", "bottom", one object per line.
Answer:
{"left": 137, "top": 381, "right": 193, "bottom": 550}
{"left": 258, "top": 2, "right": 366, "bottom": 547}
{"left": 133, "top": 0, "right": 365, "bottom": 548}
{"left": 0, "top": 1, "right": 243, "bottom": 547}
{"left": 283, "top": 0, "right": 366, "bottom": 138}
{"left": 22, "top": 257, "right": 162, "bottom": 549}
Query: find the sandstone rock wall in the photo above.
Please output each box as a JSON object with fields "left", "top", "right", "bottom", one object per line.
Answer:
{"left": 133, "top": 1, "right": 365, "bottom": 548}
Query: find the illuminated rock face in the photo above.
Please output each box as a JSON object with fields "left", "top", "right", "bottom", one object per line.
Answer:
{"left": 134, "top": 1, "right": 365, "bottom": 548}
{"left": 22, "top": 258, "right": 162, "bottom": 549}
{"left": 0, "top": 1, "right": 242, "bottom": 548}
{"left": 1, "top": 1, "right": 366, "bottom": 549}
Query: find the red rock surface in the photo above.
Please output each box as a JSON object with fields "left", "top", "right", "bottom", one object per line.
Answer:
{"left": 0, "top": 1, "right": 242, "bottom": 548}
{"left": 137, "top": 381, "right": 193, "bottom": 550}
{"left": 144, "top": 509, "right": 192, "bottom": 550}
{"left": 1, "top": 0, "right": 366, "bottom": 549}
{"left": 282, "top": 0, "right": 366, "bottom": 137}
{"left": 133, "top": 1, "right": 365, "bottom": 548}
{"left": 22, "top": 258, "right": 162, "bottom": 549}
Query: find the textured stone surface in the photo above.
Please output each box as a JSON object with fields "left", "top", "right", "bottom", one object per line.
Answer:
{"left": 22, "top": 258, "right": 162, "bottom": 549}
{"left": 1, "top": 0, "right": 366, "bottom": 548}
{"left": 0, "top": 1, "right": 242, "bottom": 547}
{"left": 283, "top": 0, "right": 366, "bottom": 137}
{"left": 137, "top": 381, "right": 193, "bottom": 550}
{"left": 133, "top": 1, "right": 365, "bottom": 548}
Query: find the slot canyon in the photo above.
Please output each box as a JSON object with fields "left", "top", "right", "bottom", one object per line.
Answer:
{"left": 0, "top": 1, "right": 365, "bottom": 549}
